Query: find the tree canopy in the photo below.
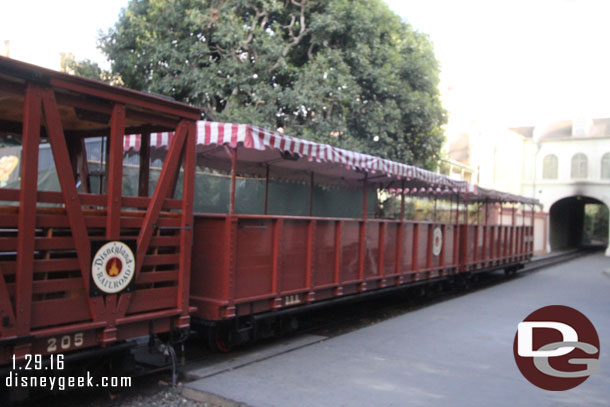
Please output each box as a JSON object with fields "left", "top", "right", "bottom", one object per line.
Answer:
{"left": 100, "top": 0, "right": 446, "bottom": 168}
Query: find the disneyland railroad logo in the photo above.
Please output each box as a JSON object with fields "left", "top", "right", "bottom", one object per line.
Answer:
{"left": 513, "top": 305, "right": 600, "bottom": 391}
{"left": 90, "top": 240, "right": 136, "bottom": 296}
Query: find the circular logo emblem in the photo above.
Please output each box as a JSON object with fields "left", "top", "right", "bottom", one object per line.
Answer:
{"left": 513, "top": 305, "right": 600, "bottom": 391}
{"left": 432, "top": 227, "right": 443, "bottom": 256}
{"left": 91, "top": 241, "right": 136, "bottom": 294}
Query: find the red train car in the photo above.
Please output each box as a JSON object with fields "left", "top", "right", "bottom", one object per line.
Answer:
{"left": 0, "top": 56, "right": 537, "bottom": 363}
{"left": 124, "top": 122, "right": 537, "bottom": 349}
{"left": 0, "top": 57, "right": 199, "bottom": 365}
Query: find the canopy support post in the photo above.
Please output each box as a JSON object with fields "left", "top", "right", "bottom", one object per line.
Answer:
{"left": 362, "top": 173, "right": 368, "bottom": 220}
{"left": 138, "top": 132, "right": 151, "bottom": 197}
{"left": 229, "top": 148, "right": 237, "bottom": 215}
{"left": 400, "top": 178, "right": 406, "bottom": 222}
{"left": 264, "top": 164, "right": 270, "bottom": 215}
{"left": 309, "top": 172, "right": 314, "bottom": 217}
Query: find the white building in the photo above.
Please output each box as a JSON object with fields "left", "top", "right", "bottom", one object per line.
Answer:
{"left": 518, "top": 119, "right": 610, "bottom": 255}
{"left": 443, "top": 118, "right": 610, "bottom": 256}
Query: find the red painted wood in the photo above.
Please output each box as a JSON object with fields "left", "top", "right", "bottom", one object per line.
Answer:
{"left": 31, "top": 298, "right": 90, "bottom": 328}
{"left": 358, "top": 221, "right": 366, "bottom": 289}
{"left": 31, "top": 278, "right": 83, "bottom": 294}
{"left": 137, "top": 270, "right": 179, "bottom": 284}
{"left": 126, "top": 287, "right": 178, "bottom": 314}
{"left": 0, "top": 264, "right": 16, "bottom": 337}
{"left": 178, "top": 121, "right": 196, "bottom": 314}
{"left": 412, "top": 223, "right": 419, "bottom": 273}
{"left": 15, "top": 84, "right": 42, "bottom": 336}
{"left": 426, "top": 224, "right": 433, "bottom": 269}
{"left": 305, "top": 220, "right": 316, "bottom": 299}
{"left": 271, "top": 218, "right": 283, "bottom": 307}
{"left": 133, "top": 121, "right": 187, "bottom": 275}
{"left": 107, "top": 103, "right": 125, "bottom": 239}
{"left": 334, "top": 221, "right": 343, "bottom": 295}
{"left": 439, "top": 225, "right": 446, "bottom": 267}
{"left": 312, "top": 221, "right": 335, "bottom": 287}
{"left": 229, "top": 148, "right": 237, "bottom": 215}
{"left": 41, "top": 88, "right": 105, "bottom": 322}
{"left": 264, "top": 165, "right": 270, "bottom": 215}
{"left": 49, "top": 77, "right": 201, "bottom": 120}
{"left": 395, "top": 222, "right": 404, "bottom": 279}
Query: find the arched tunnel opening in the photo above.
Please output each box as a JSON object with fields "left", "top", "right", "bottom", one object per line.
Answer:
{"left": 549, "top": 196, "right": 609, "bottom": 251}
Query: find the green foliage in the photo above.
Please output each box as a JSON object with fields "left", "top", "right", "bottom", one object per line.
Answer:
{"left": 60, "top": 53, "right": 122, "bottom": 84}
{"left": 100, "top": 0, "right": 446, "bottom": 168}
{"left": 584, "top": 203, "right": 609, "bottom": 244}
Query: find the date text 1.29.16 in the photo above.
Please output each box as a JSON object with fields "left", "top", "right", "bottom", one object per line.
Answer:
{"left": 12, "top": 354, "right": 64, "bottom": 371}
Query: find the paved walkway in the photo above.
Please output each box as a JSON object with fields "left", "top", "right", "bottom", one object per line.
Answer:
{"left": 185, "top": 253, "right": 610, "bottom": 407}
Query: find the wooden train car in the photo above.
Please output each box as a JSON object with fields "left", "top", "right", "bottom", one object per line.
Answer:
{"left": 124, "top": 122, "right": 537, "bottom": 349}
{"left": 0, "top": 56, "right": 199, "bottom": 366}
{"left": 0, "top": 56, "right": 538, "bottom": 363}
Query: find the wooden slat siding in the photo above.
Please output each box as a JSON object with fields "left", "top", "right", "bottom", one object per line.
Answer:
{"left": 122, "top": 196, "right": 182, "bottom": 210}
{"left": 177, "top": 121, "right": 196, "bottom": 318}
{"left": 41, "top": 88, "right": 105, "bottom": 322}
{"left": 28, "top": 235, "right": 179, "bottom": 251}
{"left": 1, "top": 253, "right": 180, "bottom": 276}
{"left": 137, "top": 270, "right": 179, "bottom": 284}
{"left": 142, "top": 254, "right": 180, "bottom": 266}
{"left": 126, "top": 287, "right": 177, "bottom": 315}
{"left": 15, "top": 84, "right": 42, "bottom": 336}
{"left": 31, "top": 278, "right": 83, "bottom": 294}
{"left": 0, "top": 238, "right": 16, "bottom": 251}
{"left": 0, "top": 264, "right": 16, "bottom": 337}
{"left": 31, "top": 298, "right": 90, "bottom": 328}
{"left": 35, "top": 258, "right": 80, "bottom": 273}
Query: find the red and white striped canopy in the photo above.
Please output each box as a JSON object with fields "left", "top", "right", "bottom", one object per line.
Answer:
{"left": 123, "top": 121, "right": 537, "bottom": 204}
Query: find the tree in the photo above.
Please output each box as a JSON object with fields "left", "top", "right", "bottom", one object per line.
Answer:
{"left": 60, "top": 53, "right": 122, "bottom": 85}
{"left": 100, "top": 0, "right": 445, "bottom": 168}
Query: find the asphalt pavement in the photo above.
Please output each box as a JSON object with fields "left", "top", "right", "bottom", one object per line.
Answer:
{"left": 184, "top": 253, "right": 610, "bottom": 407}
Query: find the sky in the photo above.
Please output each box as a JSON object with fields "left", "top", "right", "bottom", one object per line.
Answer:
{"left": 2, "top": 0, "right": 610, "bottom": 128}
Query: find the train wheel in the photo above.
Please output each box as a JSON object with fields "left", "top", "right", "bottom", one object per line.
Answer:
{"left": 207, "top": 324, "right": 233, "bottom": 353}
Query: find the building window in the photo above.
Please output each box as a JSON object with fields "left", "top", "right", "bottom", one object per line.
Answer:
{"left": 571, "top": 153, "right": 588, "bottom": 179}
{"left": 542, "top": 154, "right": 558, "bottom": 179}
{"left": 602, "top": 153, "right": 610, "bottom": 179}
